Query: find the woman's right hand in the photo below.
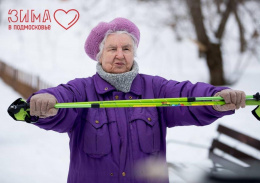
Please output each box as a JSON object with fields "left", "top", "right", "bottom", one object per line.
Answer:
{"left": 30, "top": 93, "right": 58, "bottom": 118}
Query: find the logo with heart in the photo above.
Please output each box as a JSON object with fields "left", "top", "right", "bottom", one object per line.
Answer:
{"left": 54, "top": 9, "right": 79, "bottom": 30}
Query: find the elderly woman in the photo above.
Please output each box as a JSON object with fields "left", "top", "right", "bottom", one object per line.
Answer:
{"left": 29, "top": 18, "right": 245, "bottom": 183}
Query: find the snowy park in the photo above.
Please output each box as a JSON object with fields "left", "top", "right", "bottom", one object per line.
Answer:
{"left": 0, "top": 0, "right": 260, "bottom": 182}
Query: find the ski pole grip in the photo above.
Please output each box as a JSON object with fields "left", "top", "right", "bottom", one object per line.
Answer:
{"left": 7, "top": 98, "right": 37, "bottom": 123}
{"left": 253, "top": 92, "right": 260, "bottom": 101}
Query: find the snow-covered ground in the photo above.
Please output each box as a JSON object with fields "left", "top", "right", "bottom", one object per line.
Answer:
{"left": 0, "top": 0, "right": 260, "bottom": 182}
{"left": 0, "top": 79, "right": 70, "bottom": 183}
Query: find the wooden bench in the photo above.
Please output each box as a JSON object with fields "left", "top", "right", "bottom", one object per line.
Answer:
{"left": 209, "top": 124, "right": 260, "bottom": 180}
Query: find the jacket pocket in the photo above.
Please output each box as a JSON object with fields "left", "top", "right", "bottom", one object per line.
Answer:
{"left": 130, "top": 107, "right": 161, "bottom": 153}
{"left": 83, "top": 108, "right": 111, "bottom": 158}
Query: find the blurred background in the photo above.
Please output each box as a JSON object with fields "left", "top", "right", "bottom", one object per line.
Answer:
{"left": 0, "top": 0, "right": 259, "bottom": 182}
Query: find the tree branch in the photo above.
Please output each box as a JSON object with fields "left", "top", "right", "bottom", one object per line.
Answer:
{"left": 214, "top": 0, "right": 223, "bottom": 14}
{"left": 233, "top": 2, "right": 246, "bottom": 52}
{"left": 186, "top": 0, "right": 209, "bottom": 46}
{"left": 215, "top": 0, "right": 234, "bottom": 40}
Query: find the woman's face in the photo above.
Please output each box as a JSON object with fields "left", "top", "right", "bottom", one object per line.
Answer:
{"left": 99, "top": 33, "right": 134, "bottom": 74}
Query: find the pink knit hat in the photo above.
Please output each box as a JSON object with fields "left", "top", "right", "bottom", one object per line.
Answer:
{"left": 84, "top": 17, "right": 140, "bottom": 61}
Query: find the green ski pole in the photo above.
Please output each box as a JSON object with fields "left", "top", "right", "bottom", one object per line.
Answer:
{"left": 55, "top": 99, "right": 259, "bottom": 108}
{"left": 54, "top": 95, "right": 259, "bottom": 108}
{"left": 7, "top": 93, "right": 260, "bottom": 122}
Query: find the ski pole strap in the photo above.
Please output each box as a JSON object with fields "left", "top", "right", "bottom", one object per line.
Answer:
{"left": 7, "top": 98, "right": 37, "bottom": 123}
{"left": 252, "top": 92, "right": 260, "bottom": 121}
{"left": 252, "top": 106, "right": 260, "bottom": 121}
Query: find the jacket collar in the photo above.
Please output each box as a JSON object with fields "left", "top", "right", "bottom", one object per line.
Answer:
{"left": 93, "top": 73, "right": 142, "bottom": 96}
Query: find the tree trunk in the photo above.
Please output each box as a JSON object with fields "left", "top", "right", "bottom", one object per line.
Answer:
{"left": 206, "top": 43, "right": 226, "bottom": 85}
{"left": 186, "top": 0, "right": 226, "bottom": 85}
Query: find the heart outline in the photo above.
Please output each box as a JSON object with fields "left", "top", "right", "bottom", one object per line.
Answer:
{"left": 53, "top": 9, "right": 80, "bottom": 30}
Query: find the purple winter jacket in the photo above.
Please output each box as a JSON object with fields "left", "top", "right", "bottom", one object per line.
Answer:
{"left": 29, "top": 73, "right": 234, "bottom": 183}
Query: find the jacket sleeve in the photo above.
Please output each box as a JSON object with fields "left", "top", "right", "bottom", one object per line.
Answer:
{"left": 152, "top": 76, "right": 234, "bottom": 128}
{"left": 27, "top": 78, "right": 87, "bottom": 133}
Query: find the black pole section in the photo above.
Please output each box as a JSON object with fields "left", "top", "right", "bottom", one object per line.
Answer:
{"left": 253, "top": 92, "right": 260, "bottom": 101}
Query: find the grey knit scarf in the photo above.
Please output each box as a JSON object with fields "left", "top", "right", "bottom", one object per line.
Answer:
{"left": 96, "top": 61, "right": 139, "bottom": 93}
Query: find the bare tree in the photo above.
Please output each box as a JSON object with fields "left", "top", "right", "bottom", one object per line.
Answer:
{"left": 186, "top": 0, "right": 226, "bottom": 85}
{"left": 168, "top": 0, "right": 260, "bottom": 85}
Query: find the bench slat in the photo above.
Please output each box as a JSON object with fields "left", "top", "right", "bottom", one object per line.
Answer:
{"left": 210, "top": 139, "right": 260, "bottom": 166}
{"left": 209, "top": 152, "right": 246, "bottom": 172}
{"left": 217, "top": 125, "right": 260, "bottom": 151}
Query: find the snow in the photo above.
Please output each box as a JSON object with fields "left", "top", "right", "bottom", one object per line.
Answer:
{"left": 0, "top": 0, "right": 260, "bottom": 182}
{"left": 0, "top": 79, "right": 70, "bottom": 183}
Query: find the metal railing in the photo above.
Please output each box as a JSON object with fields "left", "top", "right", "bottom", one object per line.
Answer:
{"left": 0, "top": 60, "right": 51, "bottom": 98}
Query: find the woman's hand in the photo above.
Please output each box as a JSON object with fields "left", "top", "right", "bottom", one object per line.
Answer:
{"left": 30, "top": 93, "right": 58, "bottom": 118}
{"left": 213, "top": 89, "right": 246, "bottom": 112}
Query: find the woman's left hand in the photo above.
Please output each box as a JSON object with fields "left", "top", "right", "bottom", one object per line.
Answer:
{"left": 213, "top": 89, "right": 246, "bottom": 112}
